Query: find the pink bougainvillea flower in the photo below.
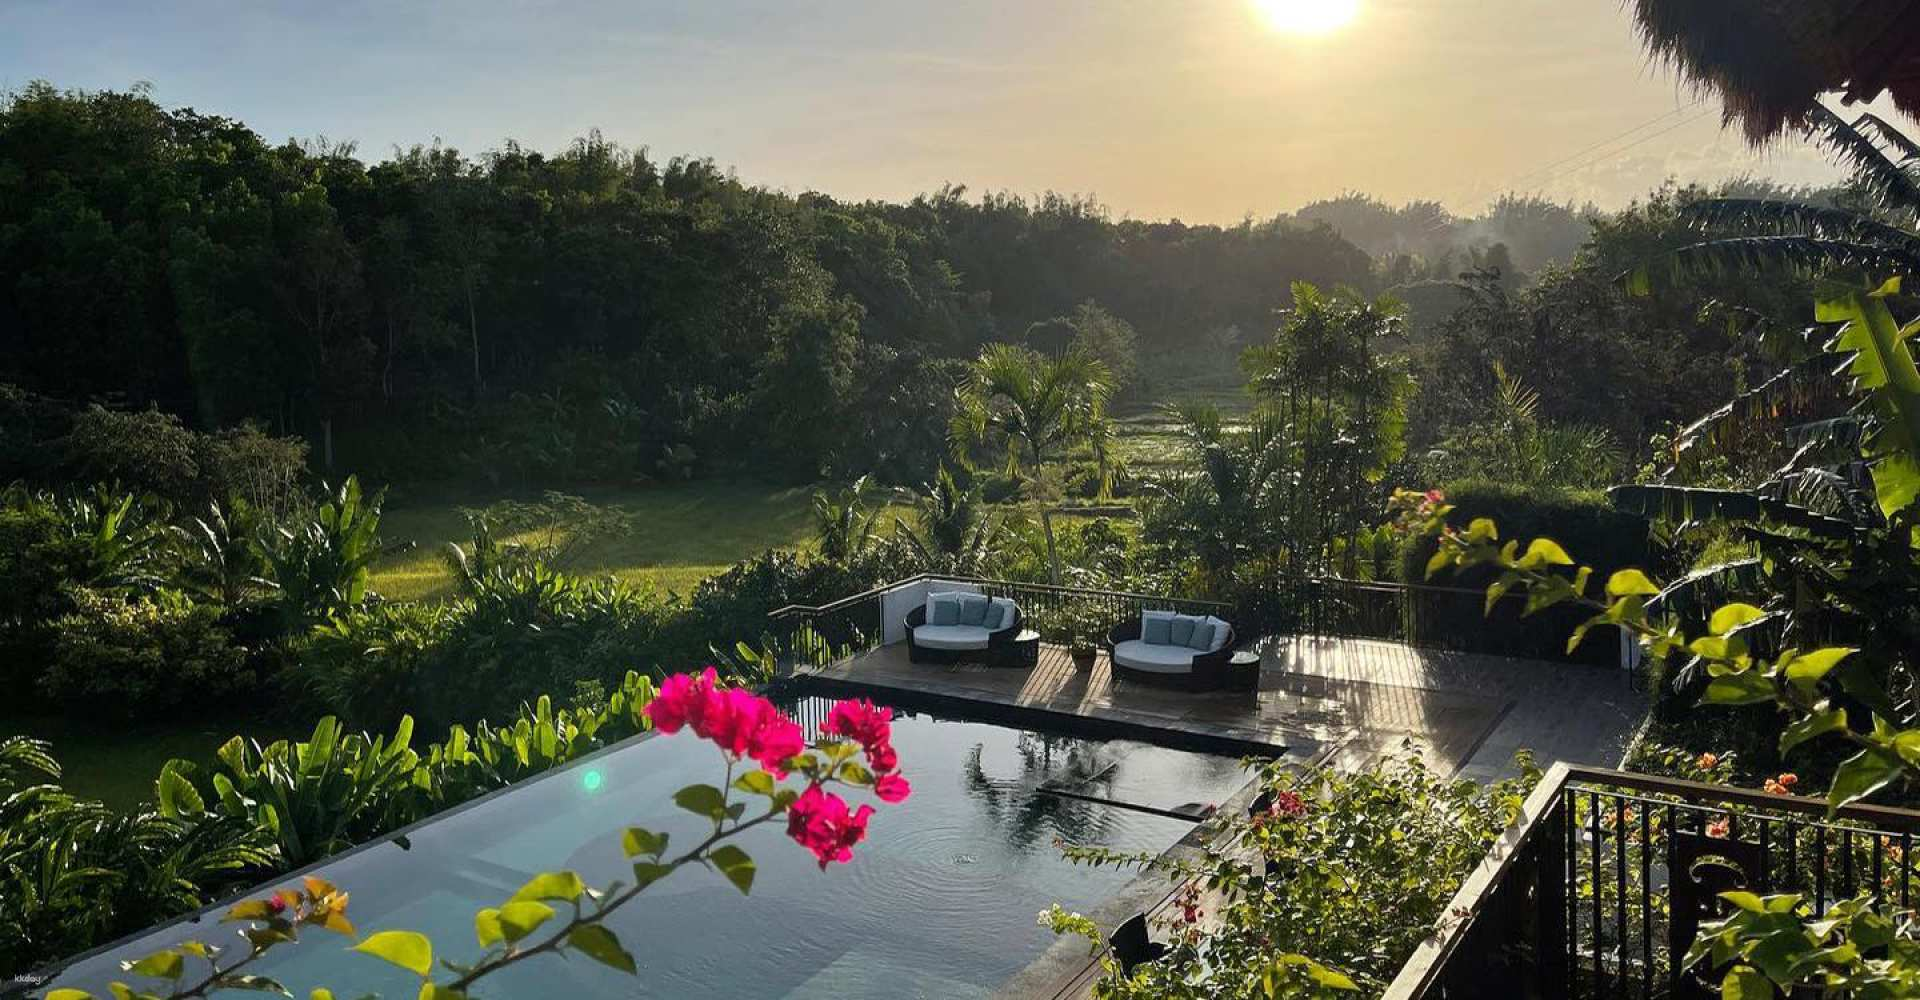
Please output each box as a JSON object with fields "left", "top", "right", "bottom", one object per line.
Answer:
{"left": 1270, "top": 789, "right": 1307, "bottom": 818}
{"left": 873, "top": 773, "right": 912, "bottom": 804}
{"left": 646, "top": 667, "right": 722, "bottom": 736}
{"left": 703, "top": 688, "right": 806, "bottom": 776}
{"left": 646, "top": 669, "right": 805, "bottom": 775}
{"left": 1695, "top": 752, "right": 1718, "bottom": 771}
{"left": 866, "top": 742, "right": 899, "bottom": 775}
{"left": 824, "top": 699, "right": 894, "bottom": 757}
{"left": 786, "top": 785, "right": 875, "bottom": 869}
{"left": 1424, "top": 488, "right": 1445, "bottom": 504}
{"left": 1706, "top": 816, "right": 1730, "bottom": 839}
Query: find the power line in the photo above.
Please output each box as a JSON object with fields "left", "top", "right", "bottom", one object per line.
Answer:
{"left": 1448, "top": 99, "right": 1715, "bottom": 219}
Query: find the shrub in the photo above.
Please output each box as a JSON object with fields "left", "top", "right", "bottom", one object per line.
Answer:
{"left": 1051, "top": 752, "right": 1538, "bottom": 997}
{"left": 195, "top": 423, "right": 309, "bottom": 522}
{"left": 1396, "top": 479, "right": 1655, "bottom": 664}
{"left": 40, "top": 588, "right": 254, "bottom": 717}
{"left": 61, "top": 405, "right": 203, "bottom": 506}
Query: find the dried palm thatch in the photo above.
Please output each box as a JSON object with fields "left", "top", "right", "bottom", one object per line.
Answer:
{"left": 1632, "top": 0, "right": 1920, "bottom": 143}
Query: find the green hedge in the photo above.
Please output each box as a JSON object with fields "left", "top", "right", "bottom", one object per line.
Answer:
{"left": 1397, "top": 480, "right": 1656, "bottom": 665}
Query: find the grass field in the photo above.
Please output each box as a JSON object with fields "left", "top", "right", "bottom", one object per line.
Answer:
{"left": 372, "top": 480, "right": 827, "bottom": 601}
{"left": 5, "top": 711, "right": 290, "bottom": 811}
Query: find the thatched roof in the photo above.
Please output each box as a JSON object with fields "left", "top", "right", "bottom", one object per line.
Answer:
{"left": 1632, "top": 0, "right": 1920, "bottom": 142}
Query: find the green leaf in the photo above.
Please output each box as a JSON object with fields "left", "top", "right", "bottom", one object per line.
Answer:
{"left": 474, "top": 908, "right": 503, "bottom": 948}
{"left": 1605, "top": 568, "right": 1659, "bottom": 597}
{"left": 1721, "top": 965, "right": 1771, "bottom": 1000}
{"left": 154, "top": 763, "right": 204, "bottom": 819}
{"left": 1464, "top": 518, "right": 1498, "bottom": 542}
{"left": 352, "top": 931, "right": 434, "bottom": 977}
{"left": 1780, "top": 708, "right": 1847, "bottom": 755}
{"left": 708, "top": 844, "right": 756, "bottom": 895}
{"left": 1708, "top": 603, "right": 1766, "bottom": 635}
{"left": 731, "top": 770, "right": 776, "bottom": 796}
{"left": 1783, "top": 648, "right": 1857, "bottom": 691}
{"left": 1423, "top": 547, "right": 1452, "bottom": 580}
{"left": 417, "top": 985, "right": 468, "bottom": 1000}
{"left": 1519, "top": 538, "right": 1574, "bottom": 568}
{"left": 123, "top": 951, "right": 184, "bottom": 980}
{"left": 495, "top": 901, "right": 555, "bottom": 942}
{"left": 567, "top": 924, "right": 637, "bottom": 974}
{"left": 621, "top": 827, "right": 668, "bottom": 858}
{"left": 45, "top": 990, "right": 94, "bottom": 1000}
{"left": 1720, "top": 891, "right": 1767, "bottom": 913}
{"left": 631, "top": 861, "right": 674, "bottom": 888}
{"left": 1828, "top": 748, "right": 1906, "bottom": 812}
{"left": 673, "top": 783, "right": 728, "bottom": 820}
{"left": 1703, "top": 671, "right": 1775, "bottom": 706}
{"left": 510, "top": 871, "right": 586, "bottom": 904}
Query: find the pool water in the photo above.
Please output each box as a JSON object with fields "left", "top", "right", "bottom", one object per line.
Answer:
{"left": 40, "top": 696, "right": 1256, "bottom": 999}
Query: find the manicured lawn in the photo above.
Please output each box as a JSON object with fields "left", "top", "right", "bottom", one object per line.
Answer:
{"left": 371, "top": 480, "right": 825, "bottom": 601}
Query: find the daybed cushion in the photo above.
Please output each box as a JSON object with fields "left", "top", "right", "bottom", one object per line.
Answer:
{"left": 1142, "top": 610, "right": 1176, "bottom": 645}
{"left": 1202, "top": 615, "right": 1231, "bottom": 652}
{"left": 984, "top": 597, "right": 1016, "bottom": 631}
{"left": 1112, "top": 639, "right": 1197, "bottom": 674}
{"left": 912, "top": 624, "right": 994, "bottom": 651}
{"left": 958, "top": 593, "right": 991, "bottom": 626}
{"left": 930, "top": 595, "right": 961, "bottom": 626}
{"left": 1184, "top": 619, "right": 1215, "bottom": 651}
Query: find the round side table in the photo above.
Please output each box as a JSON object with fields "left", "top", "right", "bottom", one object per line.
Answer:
{"left": 1226, "top": 649, "right": 1262, "bottom": 692}
{"left": 996, "top": 629, "right": 1042, "bottom": 669}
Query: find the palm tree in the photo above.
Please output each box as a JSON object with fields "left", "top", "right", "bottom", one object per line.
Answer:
{"left": 810, "top": 475, "right": 883, "bottom": 565}
{"left": 892, "top": 465, "right": 1004, "bottom": 575}
{"left": 950, "top": 344, "right": 1114, "bottom": 584}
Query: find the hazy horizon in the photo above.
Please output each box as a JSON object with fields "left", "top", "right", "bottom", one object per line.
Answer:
{"left": 3, "top": 0, "right": 1910, "bottom": 223}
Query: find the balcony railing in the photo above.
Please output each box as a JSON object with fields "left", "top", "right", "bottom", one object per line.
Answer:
{"left": 1384, "top": 763, "right": 1920, "bottom": 1000}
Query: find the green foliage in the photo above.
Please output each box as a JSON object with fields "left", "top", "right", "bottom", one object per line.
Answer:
{"left": 1053, "top": 753, "right": 1537, "bottom": 998}
{"left": 261, "top": 476, "right": 386, "bottom": 633}
{"left": 40, "top": 589, "right": 254, "bottom": 718}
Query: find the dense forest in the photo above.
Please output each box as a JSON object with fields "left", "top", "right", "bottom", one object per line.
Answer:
{"left": 0, "top": 82, "right": 1796, "bottom": 493}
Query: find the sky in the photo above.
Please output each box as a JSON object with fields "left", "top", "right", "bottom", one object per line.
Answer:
{"left": 1, "top": 0, "right": 1908, "bottom": 223}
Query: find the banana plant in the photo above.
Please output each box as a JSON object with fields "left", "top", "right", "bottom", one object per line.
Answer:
{"left": 260, "top": 476, "right": 389, "bottom": 633}
{"left": 175, "top": 714, "right": 422, "bottom": 867}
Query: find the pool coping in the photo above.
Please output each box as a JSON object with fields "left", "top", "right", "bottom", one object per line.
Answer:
{"left": 788, "top": 671, "right": 1312, "bottom": 761}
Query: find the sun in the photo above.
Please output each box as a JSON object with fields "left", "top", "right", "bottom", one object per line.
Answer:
{"left": 1251, "top": 0, "right": 1360, "bottom": 36}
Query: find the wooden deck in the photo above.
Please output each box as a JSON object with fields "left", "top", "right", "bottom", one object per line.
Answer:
{"left": 795, "top": 634, "right": 1641, "bottom": 780}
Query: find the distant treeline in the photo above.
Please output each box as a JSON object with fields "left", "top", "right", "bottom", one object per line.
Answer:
{"left": 0, "top": 83, "right": 1391, "bottom": 487}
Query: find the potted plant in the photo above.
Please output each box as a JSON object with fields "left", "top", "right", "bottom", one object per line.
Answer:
{"left": 1065, "top": 603, "right": 1100, "bottom": 669}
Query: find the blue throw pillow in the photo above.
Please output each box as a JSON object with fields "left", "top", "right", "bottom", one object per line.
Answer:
{"left": 1169, "top": 615, "right": 1196, "bottom": 647}
{"left": 983, "top": 601, "right": 1009, "bottom": 630}
{"left": 930, "top": 596, "right": 961, "bottom": 626}
{"left": 958, "top": 594, "right": 990, "bottom": 626}
{"left": 1186, "top": 620, "right": 1215, "bottom": 651}
{"left": 1143, "top": 615, "right": 1173, "bottom": 645}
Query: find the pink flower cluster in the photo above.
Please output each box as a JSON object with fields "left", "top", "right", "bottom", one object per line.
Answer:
{"left": 645, "top": 673, "right": 912, "bottom": 870}
{"left": 647, "top": 668, "right": 806, "bottom": 775}
{"left": 823, "top": 699, "right": 911, "bottom": 804}
{"left": 786, "top": 785, "right": 875, "bottom": 869}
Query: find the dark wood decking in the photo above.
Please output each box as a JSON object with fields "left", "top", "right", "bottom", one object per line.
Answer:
{"left": 795, "top": 634, "right": 1641, "bottom": 780}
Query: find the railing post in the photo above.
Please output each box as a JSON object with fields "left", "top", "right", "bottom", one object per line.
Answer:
{"left": 1535, "top": 792, "right": 1568, "bottom": 999}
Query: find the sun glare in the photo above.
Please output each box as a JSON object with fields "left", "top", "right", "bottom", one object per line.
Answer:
{"left": 1252, "top": 0, "right": 1360, "bottom": 36}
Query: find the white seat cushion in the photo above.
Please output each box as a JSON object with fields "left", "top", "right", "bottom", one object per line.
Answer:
{"left": 912, "top": 624, "right": 993, "bottom": 650}
{"left": 1112, "top": 639, "right": 1196, "bottom": 673}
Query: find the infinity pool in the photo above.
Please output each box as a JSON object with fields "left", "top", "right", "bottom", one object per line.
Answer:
{"left": 38, "top": 694, "right": 1256, "bottom": 998}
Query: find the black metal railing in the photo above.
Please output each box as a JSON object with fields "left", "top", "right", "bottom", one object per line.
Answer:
{"left": 1386, "top": 764, "right": 1920, "bottom": 1000}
